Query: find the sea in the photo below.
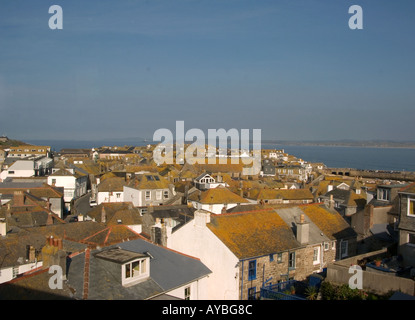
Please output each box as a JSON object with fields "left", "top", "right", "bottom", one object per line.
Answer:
{"left": 25, "top": 139, "right": 415, "bottom": 173}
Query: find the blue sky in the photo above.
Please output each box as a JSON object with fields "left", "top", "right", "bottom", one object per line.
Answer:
{"left": 0, "top": 0, "right": 414, "bottom": 142}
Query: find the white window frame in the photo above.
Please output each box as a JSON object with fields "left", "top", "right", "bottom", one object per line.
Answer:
{"left": 145, "top": 191, "right": 151, "bottom": 201}
{"left": 378, "top": 188, "right": 390, "bottom": 201}
{"left": 156, "top": 190, "right": 162, "bottom": 200}
{"left": 163, "top": 190, "right": 169, "bottom": 199}
{"left": 288, "top": 252, "right": 296, "bottom": 270}
{"left": 313, "top": 246, "right": 320, "bottom": 265}
{"left": 122, "top": 258, "right": 149, "bottom": 286}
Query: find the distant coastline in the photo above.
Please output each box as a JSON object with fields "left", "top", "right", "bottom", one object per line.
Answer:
{"left": 11, "top": 138, "right": 415, "bottom": 151}
{"left": 262, "top": 140, "right": 415, "bottom": 149}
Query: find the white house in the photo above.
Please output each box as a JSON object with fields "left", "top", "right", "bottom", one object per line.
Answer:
{"left": 0, "top": 160, "right": 35, "bottom": 181}
{"left": 169, "top": 210, "right": 240, "bottom": 299}
{"left": 96, "top": 176, "right": 127, "bottom": 205}
{"left": 187, "top": 186, "right": 249, "bottom": 214}
{"left": 193, "top": 172, "right": 227, "bottom": 190}
{"left": 169, "top": 204, "right": 357, "bottom": 300}
{"left": 47, "top": 167, "right": 88, "bottom": 210}
{"left": 124, "top": 174, "right": 176, "bottom": 207}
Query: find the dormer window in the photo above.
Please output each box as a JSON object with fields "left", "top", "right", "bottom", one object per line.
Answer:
{"left": 378, "top": 188, "right": 390, "bottom": 201}
{"left": 124, "top": 258, "right": 148, "bottom": 283}
{"left": 94, "top": 248, "right": 150, "bottom": 287}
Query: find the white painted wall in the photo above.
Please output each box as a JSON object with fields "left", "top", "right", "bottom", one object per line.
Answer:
{"left": 164, "top": 277, "right": 210, "bottom": 300}
{"left": 124, "top": 186, "right": 142, "bottom": 207}
{"left": 169, "top": 210, "right": 240, "bottom": 300}
{"left": 97, "top": 191, "right": 124, "bottom": 205}
{"left": 191, "top": 202, "right": 239, "bottom": 215}
{"left": 48, "top": 174, "right": 87, "bottom": 203}
{"left": 0, "top": 261, "right": 43, "bottom": 284}
{"left": 0, "top": 160, "right": 35, "bottom": 181}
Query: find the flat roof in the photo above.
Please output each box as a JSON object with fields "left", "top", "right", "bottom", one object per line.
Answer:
{"left": 93, "top": 247, "right": 147, "bottom": 264}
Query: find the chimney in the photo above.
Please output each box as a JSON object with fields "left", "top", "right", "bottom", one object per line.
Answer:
{"left": 78, "top": 214, "right": 84, "bottom": 222}
{"left": 329, "top": 194, "right": 334, "bottom": 209}
{"left": 101, "top": 205, "right": 106, "bottom": 223}
{"left": 13, "top": 190, "right": 25, "bottom": 206}
{"left": 0, "top": 218, "right": 7, "bottom": 236}
{"left": 194, "top": 210, "right": 210, "bottom": 227}
{"left": 42, "top": 236, "right": 66, "bottom": 279}
{"left": 296, "top": 214, "right": 309, "bottom": 245}
{"left": 46, "top": 213, "right": 54, "bottom": 225}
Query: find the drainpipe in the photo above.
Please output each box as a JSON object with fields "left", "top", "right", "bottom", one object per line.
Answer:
{"left": 240, "top": 260, "right": 244, "bottom": 300}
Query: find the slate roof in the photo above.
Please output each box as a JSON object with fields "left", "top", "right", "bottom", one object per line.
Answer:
{"left": 250, "top": 188, "right": 314, "bottom": 201}
{"left": 399, "top": 182, "right": 415, "bottom": 194}
{"left": 0, "top": 181, "right": 63, "bottom": 198}
{"left": 127, "top": 174, "right": 170, "bottom": 190}
{"left": 206, "top": 203, "right": 356, "bottom": 259}
{"left": 207, "top": 209, "right": 299, "bottom": 259}
{"left": 301, "top": 204, "right": 357, "bottom": 240}
{"left": 86, "top": 203, "right": 142, "bottom": 226}
{"left": 67, "top": 238, "right": 211, "bottom": 300}
{"left": 97, "top": 176, "right": 127, "bottom": 192}
{"left": 188, "top": 186, "right": 249, "bottom": 204}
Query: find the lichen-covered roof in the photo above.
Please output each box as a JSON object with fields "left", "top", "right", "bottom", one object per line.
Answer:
{"left": 207, "top": 209, "right": 299, "bottom": 259}
{"left": 188, "top": 186, "right": 249, "bottom": 204}
{"left": 250, "top": 188, "right": 314, "bottom": 201}
{"left": 301, "top": 204, "right": 356, "bottom": 240}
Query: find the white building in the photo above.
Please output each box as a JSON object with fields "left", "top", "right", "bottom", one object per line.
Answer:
{"left": 187, "top": 186, "right": 249, "bottom": 215}
{"left": 0, "top": 160, "right": 35, "bottom": 181}
{"left": 47, "top": 167, "right": 88, "bottom": 210}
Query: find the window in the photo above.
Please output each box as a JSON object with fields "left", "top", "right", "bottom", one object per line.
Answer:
{"left": 408, "top": 233, "right": 415, "bottom": 246}
{"left": 8, "top": 171, "right": 15, "bottom": 174}
{"left": 248, "top": 287, "right": 256, "bottom": 300}
{"left": 184, "top": 287, "right": 191, "bottom": 300}
{"left": 340, "top": 240, "right": 348, "bottom": 259}
{"left": 408, "top": 199, "right": 415, "bottom": 217}
{"left": 277, "top": 253, "right": 283, "bottom": 263}
{"left": 163, "top": 190, "right": 169, "bottom": 199}
{"left": 156, "top": 190, "right": 162, "bottom": 200}
{"left": 116, "top": 193, "right": 121, "bottom": 199}
{"left": 269, "top": 254, "right": 274, "bottom": 262}
{"left": 378, "top": 188, "right": 390, "bottom": 201}
{"left": 248, "top": 260, "right": 256, "bottom": 281}
{"left": 124, "top": 258, "right": 148, "bottom": 284}
{"left": 313, "top": 247, "right": 320, "bottom": 265}
{"left": 324, "top": 242, "right": 329, "bottom": 251}
{"left": 288, "top": 252, "right": 296, "bottom": 269}
{"left": 145, "top": 191, "right": 151, "bottom": 200}
{"left": 12, "top": 266, "right": 19, "bottom": 278}
{"left": 331, "top": 241, "right": 336, "bottom": 250}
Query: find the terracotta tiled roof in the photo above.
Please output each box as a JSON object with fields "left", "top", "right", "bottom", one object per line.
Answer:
{"left": 399, "top": 182, "right": 415, "bottom": 194}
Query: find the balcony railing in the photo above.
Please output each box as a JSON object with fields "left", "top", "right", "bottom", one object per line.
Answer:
{"left": 259, "top": 280, "right": 307, "bottom": 300}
